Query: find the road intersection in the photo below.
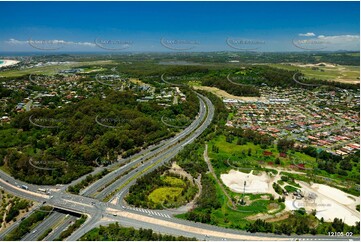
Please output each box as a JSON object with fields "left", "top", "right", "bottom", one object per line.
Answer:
{"left": 0, "top": 93, "right": 358, "bottom": 241}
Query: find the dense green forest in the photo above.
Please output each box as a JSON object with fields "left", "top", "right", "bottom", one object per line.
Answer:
{"left": 183, "top": 175, "right": 222, "bottom": 223}
{"left": 247, "top": 213, "right": 360, "bottom": 236}
{"left": 0, "top": 87, "right": 199, "bottom": 185}
{"left": 80, "top": 222, "right": 196, "bottom": 241}
{"left": 135, "top": 64, "right": 359, "bottom": 99}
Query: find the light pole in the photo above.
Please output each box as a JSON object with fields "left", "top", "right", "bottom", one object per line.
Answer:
{"left": 240, "top": 181, "right": 246, "bottom": 205}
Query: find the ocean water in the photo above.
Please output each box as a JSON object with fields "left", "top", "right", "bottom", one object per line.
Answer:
{"left": 0, "top": 60, "right": 3, "bottom": 65}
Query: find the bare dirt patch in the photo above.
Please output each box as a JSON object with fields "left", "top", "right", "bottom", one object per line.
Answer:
{"left": 193, "top": 86, "right": 266, "bottom": 102}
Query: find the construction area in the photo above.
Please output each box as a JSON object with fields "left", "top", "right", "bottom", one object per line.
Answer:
{"left": 220, "top": 169, "right": 360, "bottom": 225}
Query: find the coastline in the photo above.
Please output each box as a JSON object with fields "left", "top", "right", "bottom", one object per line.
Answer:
{"left": 0, "top": 59, "right": 20, "bottom": 68}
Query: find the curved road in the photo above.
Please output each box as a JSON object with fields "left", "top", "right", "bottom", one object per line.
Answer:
{"left": 0, "top": 93, "right": 358, "bottom": 241}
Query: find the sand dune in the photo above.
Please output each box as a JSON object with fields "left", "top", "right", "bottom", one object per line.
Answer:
{"left": 0, "top": 59, "right": 20, "bottom": 68}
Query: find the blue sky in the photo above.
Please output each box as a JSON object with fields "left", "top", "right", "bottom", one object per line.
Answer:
{"left": 0, "top": 1, "right": 359, "bottom": 52}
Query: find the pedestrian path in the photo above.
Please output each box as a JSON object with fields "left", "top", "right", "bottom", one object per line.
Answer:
{"left": 127, "top": 206, "right": 171, "bottom": 218}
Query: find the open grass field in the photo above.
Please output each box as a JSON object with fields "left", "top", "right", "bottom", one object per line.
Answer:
{"left": 142, "top": 175, "right": 197, "bottom": 208}
{"left": 268, "top": 63, "right": 359, "bottom": 84}
{"left": 148, "top": 187, "right": 183, "bottom": 204}
{"left": 209, "top": 135, "right": 319, "bottom": 174}
{"left": 162, "top": 176, "right": 186, "bottom": 187}
{"left": 0, "top": 60, "right": 115, "bottom": 77}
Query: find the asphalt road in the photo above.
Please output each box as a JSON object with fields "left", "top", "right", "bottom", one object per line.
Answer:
{"left": 0, "top": 203, "right": 42, "bottom": 240}
{"left": 44, "top": 215, "right": 78, "bottom": 241}
{"left": 0, "top": 92, "right": 359, "bottom": 241}
{"left": 21, "top": 211, "right": 64, "bottom": 241}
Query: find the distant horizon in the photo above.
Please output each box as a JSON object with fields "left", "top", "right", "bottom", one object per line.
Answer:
{"left": 0, "top": 50, "right": 359, "bottom": 56}
{"left": 0, "top": 1, "right": 359, "bottom": 52}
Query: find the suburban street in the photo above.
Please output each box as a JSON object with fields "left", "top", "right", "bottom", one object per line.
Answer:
{"left": 0, "top": 93, "right": 359, "bottom": 241}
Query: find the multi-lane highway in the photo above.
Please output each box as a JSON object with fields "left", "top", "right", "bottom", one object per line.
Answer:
{"left": 0, "top": 93, "right": 358, "bottom": 241}
{"left": 21, "top": 211, "right": 65, "bottom": 241}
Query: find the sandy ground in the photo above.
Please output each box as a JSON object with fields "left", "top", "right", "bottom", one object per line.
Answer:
{"left": 288, "top": 62, "right": 359, "bottom": 84}
{"left": 220, "top": 170, "right": 274, "bottom": 194}
{"left": 109, "top": 196, "right": 119, "bottom": 205}
{"left": 220, "top": 169, "right": 360, "bottom": 225}
{"left": 193, "top": 86, "right": 267, "bottom": 102}
{"left": 288, "top": 62, "right": 337, "bottom": 68}
{"left": 0, "top": 60, "right": 20, "bottom": 68}
{"left": 286, "top": 181, "right": 360, "bottom": 225}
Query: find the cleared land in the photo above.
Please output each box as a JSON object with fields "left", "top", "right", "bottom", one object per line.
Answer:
{"left": 193, "top": 85, "right": 266, "bottom": 101}
{"left": 268, "top": 63, "right": 360, "bottom": 84}
{"left": 0, "top": 60, "right": 115, "bottom": 77}
{"left": 221, "top": 170, "right": 271, "bottom": 194}
{"left": 220, "top": 169, "right": 360, "bottom": 225}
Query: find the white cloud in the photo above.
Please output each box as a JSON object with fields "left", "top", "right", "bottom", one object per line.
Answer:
{"left": 294, "top": 34, "right": 359, "bottom": 51}
{"left": 5, "top": 38, "right": 27, "bottom": 44}
{"left": 317, "top": 34, "right": 360, "bottom": 43}
{"left": 5, "top": 38, "right": 96, "bottom": 47}
{"left": 299, "top": 32, "right": 316, "bottom": 37}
